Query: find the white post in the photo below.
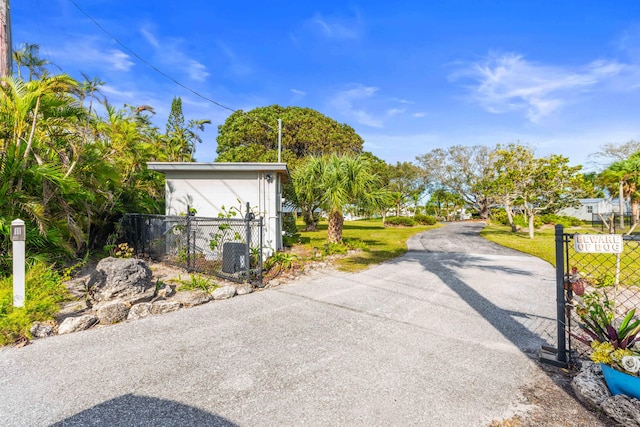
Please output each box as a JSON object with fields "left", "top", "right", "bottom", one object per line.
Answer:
{"left": 11, "top": 218, "right": 25, "bottom": 307}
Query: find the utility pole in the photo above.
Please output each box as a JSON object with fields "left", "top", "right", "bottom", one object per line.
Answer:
{"left": 0, "top": 0, "right": 11, "bottom": 78}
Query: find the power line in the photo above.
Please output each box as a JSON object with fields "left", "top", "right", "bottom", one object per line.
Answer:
{"left": 69, "top": 0, "right": 237, "bottom": 114}
{"left": 68, "top": 0, "right": 276, "bottom": 131}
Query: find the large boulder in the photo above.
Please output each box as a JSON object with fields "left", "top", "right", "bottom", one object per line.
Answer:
{"left": 87, "top": 257, "right": 155, "bottom": 304}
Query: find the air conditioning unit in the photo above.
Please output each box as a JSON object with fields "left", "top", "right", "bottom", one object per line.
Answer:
{"left": 222, "top": 242, "right": 246, "bottom": 274}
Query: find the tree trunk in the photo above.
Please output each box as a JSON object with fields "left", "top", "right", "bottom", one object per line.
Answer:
{"left": 478, "top": 204, "right": 490, "bottom": 220}
{"left": 303, "top": 207, "right": 317, "bottom": 231}
{"left": 505, "top": 204, "right": 517, "bottom": 232}
{"left": 528, "top": 214, "right": 535, "bottom": 239}
{"left": 327, "top": 209, "right": 344, "bottom": 243}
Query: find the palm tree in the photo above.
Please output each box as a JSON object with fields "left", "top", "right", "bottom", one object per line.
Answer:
{"left": 295, "top": 154, "right": 388, "bottom": 243}
{"left": 598, "top": 154, "right": 640, "bottom": 232}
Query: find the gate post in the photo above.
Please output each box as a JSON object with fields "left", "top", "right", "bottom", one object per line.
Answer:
{"left": 539, "top": 224, "right": 569, "bottom": 367}
{"left": 244, "top": 202, "right": 254, "bottom": 283}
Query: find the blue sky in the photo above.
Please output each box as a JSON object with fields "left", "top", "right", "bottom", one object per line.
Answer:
{"left": 12, "top": 1, "right": 640, "bottom": 170}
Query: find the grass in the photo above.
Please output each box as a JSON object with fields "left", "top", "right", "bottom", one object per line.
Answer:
{"left": 0, "top": 261, "right": 70, "bottom": 346}
{"left": 481, "top": 223, "right": 640, "bottom": 287}
{"left": 480, "top": 224, "right": 560, "bottom": 265}
{"left": 290, "top": 218, "right": 441, "bottom": 272}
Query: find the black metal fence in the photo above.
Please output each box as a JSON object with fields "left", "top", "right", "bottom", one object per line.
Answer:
{"left": 540, "top": 225, "right": 640, "bottom": 368}
{"left": 120, "top": 211, "right": 264, "bottom": 286}
{"left": 590, "top": 213, "right": 633, "bottom": 232}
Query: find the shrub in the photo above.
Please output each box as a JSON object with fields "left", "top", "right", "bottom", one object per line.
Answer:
{"left": 0, "top": 262, "right": 70, "bottom": 346}
{"left": 384, "top": 216, "right": 416, "bottom": 227}
{"left": 413, "top": 214, "right": 437, "bottom": 225}
{"left": 282, "top": 213, "right": 299, "bottom": 236}
{"left": 539, "top": 213, "right": 583, "bottom": 227}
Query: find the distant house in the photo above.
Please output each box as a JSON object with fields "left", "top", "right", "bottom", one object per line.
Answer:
{"left": 557, "top": 198, "right": 630, "bottom": 221}
{"left": 146, "top": 162, "right": 290, "bottom": 251}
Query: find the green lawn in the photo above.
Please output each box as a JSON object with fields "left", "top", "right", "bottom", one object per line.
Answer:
{"left": 291, "top": 218, "right": 441, "bottom": 272}
{"left": 480, "top": 224, "right": 560, "bottom": 265}
{"left": 481, "top": 223, "right": 640, "bottom": 287}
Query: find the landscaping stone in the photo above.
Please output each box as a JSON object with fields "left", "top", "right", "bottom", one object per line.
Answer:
{"left": 95, "top": 301, "right": 129, "bottom": 325}
{"left": 87, "top": 257, "right": 154, "bottom": 304}
{"left": 127, "top": 303, "right": 153, "bottom": 320}
{"left": 156, "top": 282, "right": 174, "bottom": 299}
{"left": 571, "top": 362, "right": 611, "bottom": 408}
{"left": 236, "top": 283, "right": 253, "bottom": 295}
{"left": 151, "top": 300, "right": 181, "bottom": 315}
{"left": 171, "top": 290, "right": 212, "bottom": 307}
{"left": 30, "top": 321, "right": 55, "bottom": 338}
{"left": 58, "top": 315, "right": 98, "bottom": 335}
{"left": 211, "top": 285, "right": 236, "bottom": 300}
{"left": 601, "top": 394, "right": 640, "bottom": 427}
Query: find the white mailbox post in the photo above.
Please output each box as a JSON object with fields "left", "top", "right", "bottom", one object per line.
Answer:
{"left": 11, "top": 219, "right": 25, "bottom": 307}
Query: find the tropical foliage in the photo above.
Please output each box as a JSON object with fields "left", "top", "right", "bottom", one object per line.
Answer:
{"left": 0, "top": 53, "right": 204, "bottom": 275}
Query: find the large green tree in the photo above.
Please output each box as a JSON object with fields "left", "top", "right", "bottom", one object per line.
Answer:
{"left": 386, "top": 162, "right": 425, "bottom": 217}
{"left": 216, "top": 105, "right": 364, "bottom": 164}
{"left": 416, "top": 145, "right": 497, "bottom": 219}
{"left": 492, "top": 150, "right": 586, "bottom": 238}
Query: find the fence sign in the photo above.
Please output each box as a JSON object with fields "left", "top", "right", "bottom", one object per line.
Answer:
{"left": 574, "top": 234, "right": 623, "bottom": 253}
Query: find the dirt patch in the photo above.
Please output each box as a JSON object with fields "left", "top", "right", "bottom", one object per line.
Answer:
{"left": 490, "top": 364, "right": 618, "bottom": 427}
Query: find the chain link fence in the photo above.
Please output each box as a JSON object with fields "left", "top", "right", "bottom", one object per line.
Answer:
{"left": 119, "top": 212, "right": 264, "bottom": 286}
{"left": 541, "top": 225, "right": 640, "bottom": 367}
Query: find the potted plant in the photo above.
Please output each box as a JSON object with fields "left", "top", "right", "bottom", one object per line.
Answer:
{"left": 574, "top": 290, "right": 640, "bottom": 398}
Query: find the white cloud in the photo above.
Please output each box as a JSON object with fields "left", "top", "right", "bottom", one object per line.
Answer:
{"left": 330, "top": 84, "right": 383, "bottom": 128}
{"left": 52, "top": 39, "right": 135, "bottom": 73}
{"left": 386, "top": 108, "right": 405, "bottom": 116}
{"left": 186, "top": 60, "right": 210, "bottom": 82}
{"left": 307, "top": 12, "right": 361, "bottom": 40}
{"left": 452, "top": 53, "right": 625, "bottom": 123}
{"left": 291, "top": 88, "right": 306, "bottom": 96}
{"left": 140, "top": 27, "right": 160, "bottom": 48}
{"left": 107, "top": 49, "right": 135, "bottom": 72}
{"left": 412, "top": 112, "right": 427, "bottom": 118}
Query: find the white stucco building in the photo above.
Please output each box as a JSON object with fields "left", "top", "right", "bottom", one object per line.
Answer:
{"left": 147, "top": 162, "right": 290, "bottom": 251}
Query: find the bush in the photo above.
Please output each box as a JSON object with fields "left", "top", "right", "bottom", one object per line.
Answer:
{"left": 413, "top": 214, "right": 437, "bottom": 225}
{"left": 0, "top": 262, "right": 70, "bottom": 346}
{"left": 282, "top": 213, "right": 299, "bottom": 236}
{"left": 539, "top": 213, "right": 583, "bottom": 227}
{"left": 384, "top": 216, "right": 416, "bottom": 227}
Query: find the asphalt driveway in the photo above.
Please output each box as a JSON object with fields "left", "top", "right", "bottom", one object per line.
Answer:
{"left": 0, "top": 222, "right": 559, "bottom": 426}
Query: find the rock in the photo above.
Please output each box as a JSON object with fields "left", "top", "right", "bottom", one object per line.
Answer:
{"left": 128, "top": 303, "right": 153, "bottom": 320}
{"left": 87, "top": 257, "right": 155, "bottom": 304}
{"left": 171, "top": 290, "right": 212, "bottom": 307}
{"left": 211, "top": 285, "right": 236, "bottom": 300}
{"left": 236, "top": 283, "right": 253, "bottom": 295}
{"left": 58, "top": 315, "right": 98, "bottom": 335}
{"left": 30, "top": 321, "right": 54, "bottom": 338}
{"left": 95, "top": 301, "right": 129, "bottom": 325}
{"left": 601, "top": 394, "right": 640, "bottom": 427}
{"left": 571, "top": 361, "right": 611, "bottom": 407}
{"left": 156, "top": 282, "right": 174, "bottom": 298}
{"left": 151, "top": 300, "right": 181, "bottom": 315}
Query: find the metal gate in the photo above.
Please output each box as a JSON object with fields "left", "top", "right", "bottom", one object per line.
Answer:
{"left": 541, "top": 225, "right": 640, "bottom": 368}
